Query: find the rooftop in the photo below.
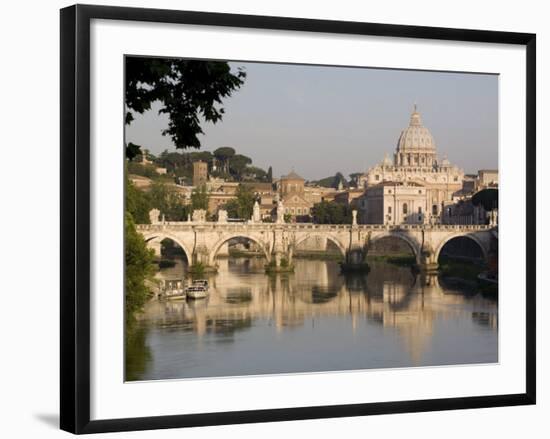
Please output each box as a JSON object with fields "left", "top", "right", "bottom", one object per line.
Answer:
{"left": 280, "top": 170, "right": 304, "bottom": 181}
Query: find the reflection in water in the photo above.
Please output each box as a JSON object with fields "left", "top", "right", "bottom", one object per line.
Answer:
{"left": 125, "top": 323, "right": 152, "bottom": 381}
{"left": 126, "top": 257, "right": 498, "bottom": 381}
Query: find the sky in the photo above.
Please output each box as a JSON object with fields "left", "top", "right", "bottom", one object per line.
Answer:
{"left": 125, "top": 61, "right": 498, "bottom": 181}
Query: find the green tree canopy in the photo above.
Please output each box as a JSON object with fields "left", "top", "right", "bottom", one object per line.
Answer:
{"left": 125, "top": 58, "right": 246, "bottom": 158}
{"left": 224, "top": 184, "right": 255, "bottom": 219}
{"left": 471, "top": 188, "right": 498, "bottom": 211}
{"left": 191, "top": 184, "right": 209, "bottom": 211}
{"left": 126, "top": 177, "right": 151, "bottom": 224}
{"left": 213, "top": 147, "right": 236, "bottom": 173}
{"left": 311, "top": 201, "right": 353, "bottom": 224}
{"left": 245, "top": 166, "right": 268, "bottom": 181}
{"left": 229, "top": 154, "right": 253, "bottom": 180}
{"left": 125, "top": 212, "right": 156, "bottom": 320}
{"left": 310, "top": 172, "right": 348, "bottom": 189}
{"left": 348, "top": 172, "right": 362, "bottom": 186}
{"left": 149, "top": 181, "right": 189, "bottom": 221}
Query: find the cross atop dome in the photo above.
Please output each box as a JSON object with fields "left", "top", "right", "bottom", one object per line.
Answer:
{"left": 409, "top": 104, "right": 423, "bottom": 127}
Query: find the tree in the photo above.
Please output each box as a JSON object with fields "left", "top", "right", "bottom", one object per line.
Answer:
{"left": 126, "top": 177, "right": 151, "bottom": 223}
{"left": 224, "top": 184, "right": 255, "bottom": 219}
{"left": 311, "top": 201, "right": 353, "bottom": 224}
{"left": 190, "top": 151, "right": 214, "bottom": 165}
{"left": 267, "top": 166, "right": 273, "bottom": 182}
{"left": 125, "top": 58, "right": 246, "bottom": 158}
{"left": 149, "top": 181, "right": 189, "bottom": 221}
{"left": 311, "top": 172, "right": 349, "bottom": 189}
{"left": 334, "top": 172, "right": 347, "bottom": 189}
{"left": 245, "top": 166, "right": 268, "bottom": 182}
{"left": 191, "top": 184, "right": 209, "bottom": 211}
{"left": 127, "top": 161, "right": 157, "bottom": 178}
{"left": 229, "top": 154, "right": 253, "bottom": 180}
{"left": 213, "top": 147, "right": 236, "bottom": 173}
{"left": 348, "top": 172, "right": 362, "bottom": 187}
{"left": 126, "top": 142, "right": 142, "bottom": 160}
{"left": 471, "top": 188, "right": 498, "bottom": 211}
{"left": 125, "top": 212, "right": 156, "bottom": 321}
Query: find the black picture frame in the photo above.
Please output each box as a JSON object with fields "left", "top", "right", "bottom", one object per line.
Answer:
{"left": 60, "top": 4, "right": 536, "bottom": 434}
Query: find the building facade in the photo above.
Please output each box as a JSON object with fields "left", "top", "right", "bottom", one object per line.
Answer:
{"left": 358, "top": 106, "right": 465, "bottom": 224}
{"left": 276, "top": 171, "right": 313, "bottom": 220}
{"left": 192, "top": 161, "right": 208, "bottom": 187}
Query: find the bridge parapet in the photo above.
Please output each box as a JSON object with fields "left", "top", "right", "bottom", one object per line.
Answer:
{"left": 137, "top": 222, "right": 492, "bottom": 233}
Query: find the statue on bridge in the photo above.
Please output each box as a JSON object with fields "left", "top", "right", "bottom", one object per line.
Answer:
{"left": 148, "top": 208, "right": 160, "bottom": 225}
{"left": 192, "top": 209, "right": 207, "bottom": 223}
{"left": 276, "top": 200, "right": 285, "bottom": 224}
{"left": 252, "top": 200, "right": 261, "bottom": 223}
{"left": 217, "top": 209, "right": 228, "bottom": 223}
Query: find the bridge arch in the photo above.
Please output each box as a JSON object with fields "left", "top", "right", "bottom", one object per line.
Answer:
{"left": 141, "top": 231, "right": 193, "bottom": 263}
{"left": 435, "top": 233, "right": 489, "bottom": 263}
{"left": 209, "top": 233, "right": 272, "bottom": 264}
{"left": 293, "top": 233, "right": 347, "bottom": 258}
{"left": 368, "top": 232, "right": 422, "bottom": 264}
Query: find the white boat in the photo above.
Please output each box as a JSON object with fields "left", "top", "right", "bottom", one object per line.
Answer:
{"left": 165, "top": 291, "right": 186, "bottom": 300}
{"left": 185, "top": 285, "right": 208, "bottom": 299}
{"left": 191, "top": 279, "right": 209, "bottom": 290}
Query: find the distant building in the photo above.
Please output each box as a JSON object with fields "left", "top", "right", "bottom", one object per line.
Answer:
{"left": 333, "top": 189, "right": 365, "bottom": 207}
{"left": 304, "top": 186, "right": 338, "bottom": 204}
{"left": 357, "top": 106, "right": 465, "bottom": 224}
{"left": 477, "top": 169, "right": 499, "bottom": 189}
{"left": 128, "top": 174, "right": 152, "bottom": 189}
{"left": 193, "top": 161, "right": 208, "bottom": 187}
{"left": 362, "top": 181, "right": 428, "bottom": 225}
{"left": 460, "top": 170, "right": 499, "bottom": 197}
{"left": 462, "top": 174, "right": 478, "bottom": 194}
{"left": 242, "top": 182, "right": 277, "bottom": 219}
{"left": 277, "top": 171, "right": 313, "bottom": 220}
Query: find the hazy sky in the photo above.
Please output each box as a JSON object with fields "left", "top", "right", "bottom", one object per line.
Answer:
{"left": 126, "top": 61, "right": 498, "bottom": 180}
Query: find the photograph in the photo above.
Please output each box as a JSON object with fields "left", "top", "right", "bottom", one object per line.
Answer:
{"left": 124, "top": 57, "right": 499, "bottom": 382}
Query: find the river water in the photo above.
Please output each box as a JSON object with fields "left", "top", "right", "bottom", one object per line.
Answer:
{"left": 126, "top": 257, "right": 498, "bottom": 381}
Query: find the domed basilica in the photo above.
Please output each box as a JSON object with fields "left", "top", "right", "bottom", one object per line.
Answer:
{"left": 357, "top": 106, "right": 464, "bottom": 225}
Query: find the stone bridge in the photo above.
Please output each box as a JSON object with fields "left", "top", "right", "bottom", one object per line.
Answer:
{"left": 136, "top": 220, "right": 495, "bottom": 273}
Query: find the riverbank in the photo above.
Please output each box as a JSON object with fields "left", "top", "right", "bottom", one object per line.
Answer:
{"left": 367, "top": 254, "right": 417, "bottom": 266}
{"left": 438, "top": 257, "right": 497, "bottom": 294}
{"left": 294, "top": 251, "right": 343, "bottom": 261}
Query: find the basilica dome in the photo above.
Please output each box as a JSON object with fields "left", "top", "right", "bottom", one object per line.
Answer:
{"left": 396, "top": 106, "right": 436, "bottom": 152}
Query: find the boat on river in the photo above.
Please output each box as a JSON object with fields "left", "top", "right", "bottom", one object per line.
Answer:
{"left": 191, "top": 279, "right": 209, "bottom": 290}
{"left": 164, "top": 291, "right": 187, "bottom": 300}
{"left": 185, "top": 285, "right": 208, "bottom": 299}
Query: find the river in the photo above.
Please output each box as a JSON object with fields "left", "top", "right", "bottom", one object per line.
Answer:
{"left": 125, "top": 257, "right": 498, "bottom": 381}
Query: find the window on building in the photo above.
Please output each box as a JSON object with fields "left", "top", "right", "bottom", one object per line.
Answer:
{"left": 418, "top": 206, "right": 422, "bottom": 214}
{"left": 403, "top": 203, "right": 408, "bottom": 214}
{"left": 297, "top": 208, "right": 302, "bottom": 214}
{"left": 432, "top": 205, "right": 438, "bottom": 215}
{"left": 375, "top": 175, "right": 380, "bottom": 181}
{"left": 388, "top": 206, "right": 392, "bottom": 214}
